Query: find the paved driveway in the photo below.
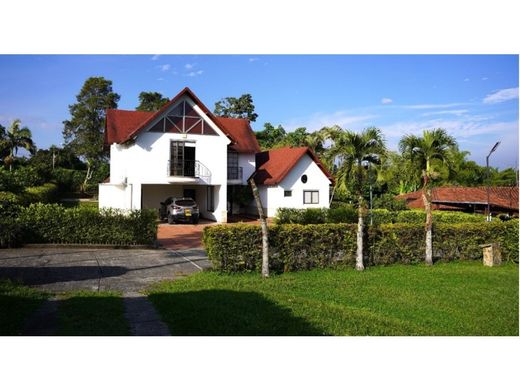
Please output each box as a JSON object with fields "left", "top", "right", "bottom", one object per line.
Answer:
{"left": 0, "top": 247, "right": 211, "bottom": 293}
{"left": 157, "top": 220, "right": 215, "bottom": 250}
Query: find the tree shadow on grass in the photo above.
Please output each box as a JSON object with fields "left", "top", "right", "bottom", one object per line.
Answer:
{"left": 148, "top": 289, "right": 327, "bottom": 336}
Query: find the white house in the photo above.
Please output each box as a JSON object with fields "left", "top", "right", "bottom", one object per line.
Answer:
{"left": 99, "top": 87, "right": 334, "bottom": 221}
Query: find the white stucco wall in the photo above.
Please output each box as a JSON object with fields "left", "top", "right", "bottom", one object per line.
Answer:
{"left": 101, "top": 96, "right": 230, "bottom": 221}
{"left": 238, "top": 153, "right": 256, "bottom": 184}
{"left": 98, "top": 183, "right": 132, "bottom": 210}
{"left": 258, "top": 154, "right": 331, "bottom": 217}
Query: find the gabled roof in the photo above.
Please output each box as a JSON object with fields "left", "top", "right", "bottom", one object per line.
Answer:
{"left": 104, "top": 87, "right": 260, "bottom": 153}
{"left": 251, "top": 146, "right": 334, "bottom": 185}
{"left": 397, "top": 186, "right": 519, "bottom": 211}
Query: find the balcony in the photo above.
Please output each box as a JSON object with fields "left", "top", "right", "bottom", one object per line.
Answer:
{"left": 167, "top": 160, "right": 211, "bottom": 180}
{"left": 227, "top": 166, "right": 243, "bottom": 181}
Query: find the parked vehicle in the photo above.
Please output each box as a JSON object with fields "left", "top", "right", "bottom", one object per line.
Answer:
{"left": 160, "top": 197, "right": 200, "bottom": 224}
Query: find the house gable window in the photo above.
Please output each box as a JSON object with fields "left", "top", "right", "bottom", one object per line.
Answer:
{"left": 303, "top": 190, "right": 319, "bottom": 204}
{"left": 149, "top": 100, "right": 218, "bottom": 135}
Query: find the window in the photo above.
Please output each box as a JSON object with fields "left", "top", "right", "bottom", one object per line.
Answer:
{"left": 303, "top": 190, "right": 319, "bottom": 204}
{"left": 301, "top": 174, "right": 308, "bottom": 183}
{"left": 170, "top": 141, "right": 195, "bottom": 176}
{"left": 284, "top": 190, "right": 292, "bottom": 197}
{"left": 149, "top": 100, "right": 218, "bottom": 135}
{"left": 207, "top": 186, "right": 215, "bottom": 212}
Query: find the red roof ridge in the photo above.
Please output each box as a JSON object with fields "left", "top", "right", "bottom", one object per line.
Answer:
{"left": 252, "top": 146, "right": 334, "bottom": 185}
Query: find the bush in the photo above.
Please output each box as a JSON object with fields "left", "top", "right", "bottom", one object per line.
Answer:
{"left": 372, "top": 194, "right": 408, "bottom": 211}
{"left": 18, "top": 183, "right": 58, "bottom": 205}
{"left": 203, "top": 223, "right": 358, "bottom": 272}
{"left": 275, "top": 206, "right": 357, "bottom": 224}
{"left": 203, "top": 220, "right": 518, "bottom": 272}
{"left": 369, "top": 221, "right": 519, "bottom": 265}
{"left": 0, "top": 192, "right": 23, "bottom": 248}
{"left": 16, "top": 203, "right": 157, "bottom": 245}
{"left": 51, "top": 168, "right": 85, "bottom": 194}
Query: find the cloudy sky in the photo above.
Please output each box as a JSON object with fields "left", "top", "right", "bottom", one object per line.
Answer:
{"left": 0, "top": 55, "right": 517, "bottom": 168}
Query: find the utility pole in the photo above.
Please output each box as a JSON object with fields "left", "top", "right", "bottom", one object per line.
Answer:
{"left": 486, "top": 141, "right": 500, "bottom": 222}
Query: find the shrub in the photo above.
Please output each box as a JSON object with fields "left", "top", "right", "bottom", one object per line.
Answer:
{"left": 369, "top": 221, "right": 519, "bottom": 265}
{"left": 203, "top": 220, "right": 518, "bottom": 273}
{"left": 18, "top": 183, "right": 58, "bottom": 205}
{"left": 275, "top": 206, "right": 357, "bottom": 224}
{"left": 326, "top": 205, "right": 357, "bottom": 223}
{"left": 16, "top": 203, "right": 157, "bottom": 245}
{"left": 372, "top": 194, "right": 408, "bottom": 211}
{"left": 203, "top": 223, "right": 357, "bottom": 272}
{"left": 51, "top": 168, "right": 85, "bottom": 194}
{"left": 0, "top": 192, "right": 23, "bottom": 248}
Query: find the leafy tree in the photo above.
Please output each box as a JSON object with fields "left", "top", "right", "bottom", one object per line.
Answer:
{"left": 375, "top": 151, "right": 421, "bottom": 195}
{"left": 399, "top": 129, "right": 456, "bottom": 266}
{"left": 62, "top": 77, "right": 120, "bottom": 192}
{"left": 1, "top": 119, "right": 36, "bottom": 171}
{"left": 136, "top": 91, "right": 169, "bottom": 112}
{"left": 325, "top": 126, "right": 386, "bottom": 271}
{"left": 214, "top": 93, "right": 258, "bottom": 122}
{"left": 255, "top": 122, "right": 286, "bottom": 149}
{"left": 276, "top": 127, "right": 326, "bottom": 156}
{"left": 489, "top": 167, "right": 517, "bottom": 186}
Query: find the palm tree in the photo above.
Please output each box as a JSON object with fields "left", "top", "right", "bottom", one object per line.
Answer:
{"left": 3, "top": 119, "right": 36, "bottom": 171}
{"left": 326, "top": 126, "right": 386, "bottom": 271}
{"left": 399, "top": 129, "right": 456, "bottom": 265}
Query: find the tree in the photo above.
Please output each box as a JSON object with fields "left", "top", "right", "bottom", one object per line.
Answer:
{"left": 2, "top": 119, "right": 36, "bottom": 171}
{"left": 136, "top": 91, "right": 169, "bottom": 112}
{"left": 62, "top": 77, "right": 120, "bottom": 192}
{"left": 214, "top": 93, "right": 258, "bottom": 122}
{"left": 399, "top": 129, "right": 456, "bottom": 266}
{"left": 325, "top": 126, "right": 386, "bottom": 271}
{"left": 248, "top": 177, "right": 269, "bottom": 278}
{"left": 255, "top": 122, "right": 286, "bottom": 149}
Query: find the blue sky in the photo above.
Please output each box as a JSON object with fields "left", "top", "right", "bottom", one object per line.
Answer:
{"left": 0, "top": 55, "right": 518, "bottom": 168}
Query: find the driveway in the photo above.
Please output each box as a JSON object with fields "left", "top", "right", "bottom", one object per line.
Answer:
{"left": 0, "top": 247, "right": 211, "bottom": 293}
{"left": 157, "top": 220, "right": 215, "bottom": 250}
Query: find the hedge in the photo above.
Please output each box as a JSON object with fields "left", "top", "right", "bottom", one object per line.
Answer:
{"left": 203, "top": 223, "right": 358, "bottom": 272}
{"left": 275, "top": 207, "right": 487, "bottom": 225}
{"left": 203, "top": 220, "right": 519, "bottom": 272}
{"left": 0, "top": 203, "right": 157, "bottom": 247}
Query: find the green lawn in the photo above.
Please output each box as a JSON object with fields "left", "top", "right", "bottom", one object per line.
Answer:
{"left": 0, "top": 279, "right": 49, "bottom": 335}
{"left": 147, "top": 262, "right": 519, "bottom": 336}
{"left": 57, "top": 291, "right": 130, "bottom": 336}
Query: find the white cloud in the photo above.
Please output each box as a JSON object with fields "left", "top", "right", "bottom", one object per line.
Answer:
{"left": 248, "top": 57, "right": 259, "bottom": 62}
{"left": 483, "top": 87, "right": 519, "bottom": 104}
{"left": 157, "top": 77, "right": 164, "bottom": 81}
{"left": 186, "top": 70, "right": 204, "bottom": 77}
{"left": 283, "top": 111, "right": 377, "bottom": 132}
{"left": 401, "top": 103, "right": 466, "bottom": 110}
{"left": 420, "top": 109, "right": 469, "bottom": 117}
{"left": 151, "top": 55, "right": 160, "bottom": 61}
{"left": 482, "top": 77, "right": 488, "bottom": 81}
{"left": 184, "top": 63, "right": 195, "bottom": 69}
{"left": 464, "top": 78, "right": 470, "bottom": 82}
{"left": 159, "top": 64, "right": 171, "bottom": 71}
{"left": 381, "top": 98, "right": 393, "bottom": 104}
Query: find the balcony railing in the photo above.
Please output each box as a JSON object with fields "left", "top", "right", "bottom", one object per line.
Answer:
{"left": 168, "top": 160, "right": 211, "bottom": 179}
{"left": 227, "top": 166, "right": 243, "bottom": 181}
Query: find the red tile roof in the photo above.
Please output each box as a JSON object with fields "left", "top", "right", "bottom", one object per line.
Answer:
{"left": 397, "top": 186, "right": 519, "bottom": 211}
{"left": 252, "top": 146, "right": 334, "bottom": 185}
{"left": 104, "top": 87, "right": 260, "bottom": 153}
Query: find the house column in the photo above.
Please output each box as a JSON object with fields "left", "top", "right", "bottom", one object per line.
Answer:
{"left": 130, "top": 182, "right": 142, "bottom": 210}
{"left": 215, "top": 184, "right": 227, "bottom": 223}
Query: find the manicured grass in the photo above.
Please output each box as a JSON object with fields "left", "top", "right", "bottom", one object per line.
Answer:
{"left": 0, "top": 279, "right": 49, "bottom": 335}
{"left": 147, "top": 262, "right": 519, "bottom": 336}
{"left": 57, "top": 291, "right": 130, "bottom": 336}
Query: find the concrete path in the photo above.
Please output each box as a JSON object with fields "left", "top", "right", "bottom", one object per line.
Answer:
{"left": 22, "top": 297, "right": 59, "bottom": 336}
{"left": 0, "top": 247, "right": 211, "bottom": 293}
{"left": 123, "top": 292, "right": 170, "bottom": 336}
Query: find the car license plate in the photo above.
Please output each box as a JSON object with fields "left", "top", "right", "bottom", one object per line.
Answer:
{"left": 185, "top": 209, "right": 192, "bottom": 216}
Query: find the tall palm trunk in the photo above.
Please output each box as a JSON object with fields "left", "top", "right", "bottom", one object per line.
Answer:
{"left": 249, "top": 178, "right": 269, "bottom": 278}
{"left": 356, "top": 194, "right": 365, "bottom": 271}
{"left": 422, "top": 184, "right": 433, "bottom": 266}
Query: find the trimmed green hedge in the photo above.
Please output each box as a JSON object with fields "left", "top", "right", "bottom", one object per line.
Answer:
{"left": 1, "top": 203, "right": 157, "bottom": 246}
{"left": 203, "top": 220, "right": 519, "bottom": 272}
{"left": 203, "top": 223, "right": 358, "bottom": 272}
{"left": 275, "top": 207, "right": 487, "bottom": 225}
{"left": 369, "top": 221, "right": 519, "bottom": 265}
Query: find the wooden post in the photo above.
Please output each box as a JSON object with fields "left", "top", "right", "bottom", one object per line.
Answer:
{"left": 249, "top": 177, "right": 269, "bottom": 278}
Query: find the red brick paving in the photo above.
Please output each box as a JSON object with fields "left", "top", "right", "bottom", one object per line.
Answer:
{"left": 157, "top": 217, "right": 272, "bottom": 250}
